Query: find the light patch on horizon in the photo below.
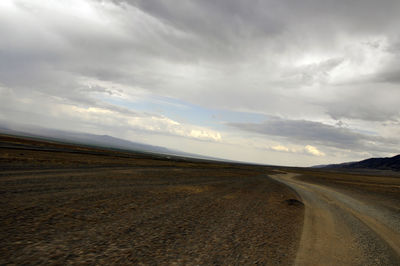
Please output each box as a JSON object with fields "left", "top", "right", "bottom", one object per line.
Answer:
{"left": 305, "top": 145, "right": 325, "bottom": 157}
{"left": 271, "top": 145, "right": 290, "bottom": 153}
{"left": 269, "top": 144, "right": 325, "bottom": 157}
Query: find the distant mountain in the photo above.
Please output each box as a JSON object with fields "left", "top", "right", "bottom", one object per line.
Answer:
{"left": 0, "top": 122, "right": 221, "bottom": 161}
{"left": 322, "top": 155, "right": 400, "bottom": 171}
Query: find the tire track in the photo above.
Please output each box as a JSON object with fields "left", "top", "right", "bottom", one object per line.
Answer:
{"left": 271, "top": 172, "right": 400, "bottom": 266}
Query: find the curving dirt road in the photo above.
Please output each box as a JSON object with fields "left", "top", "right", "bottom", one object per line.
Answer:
{"left": 271, "top": 172, "right": 400, "bottom": 265}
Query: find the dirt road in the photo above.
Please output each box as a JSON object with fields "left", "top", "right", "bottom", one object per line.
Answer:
{"left": 272, "top": 172, "right": 400, "bottom": 265}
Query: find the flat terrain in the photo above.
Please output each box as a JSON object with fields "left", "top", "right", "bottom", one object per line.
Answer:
{"left": 0, "top": 134, "right": 304, "bottom": 265}
{"left": 3, "top": 134, "right": 399, "bottom": 265}
{"left": 272, "top": 169, "right": 400, "bottom": 265}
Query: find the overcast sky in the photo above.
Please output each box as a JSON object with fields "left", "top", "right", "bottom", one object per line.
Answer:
{"left": 1, "top": 0, "right": 400, "bottom": 166}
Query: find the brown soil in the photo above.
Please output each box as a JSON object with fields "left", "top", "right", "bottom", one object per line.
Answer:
{"left": 0, "top": 134, "right": 304, "bottom": 265}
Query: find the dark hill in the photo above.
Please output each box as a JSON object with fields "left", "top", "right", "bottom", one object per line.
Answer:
{"left": 324, "top": 154, "right": 400, "bottom": 171}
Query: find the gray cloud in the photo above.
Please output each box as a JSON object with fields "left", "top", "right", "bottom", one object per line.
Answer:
{"left": 323, "top": 83, "right": 400, "bottom": 122}
{"left": 228, "top": 118, "right": 399, "bottom": 154}
{"left": 376, "top": 70, "right": 400, "bottom": 84}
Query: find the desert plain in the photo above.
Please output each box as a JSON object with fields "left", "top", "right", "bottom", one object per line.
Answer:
{"left": 1, "top": 134, "right": 399, "bottom": 265}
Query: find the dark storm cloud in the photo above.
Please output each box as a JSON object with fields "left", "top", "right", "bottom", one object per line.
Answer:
{"left": 107, "top": 0, "right": 400, "bottom": 67}
{"left": 323, "top": 84, "right": 400, "bottom": 122}
{"left": 377, "top": 71, "right": 400, "bottom": 84}
{"left": 130, "top": 0, "right": 284, "bottom": 43}
{"left": 228, "top": 118, "right": 398, "bottom": 153}
{"left": 327, "top": 106, "right": 400, "bottom": 123}
{"left": 2, "top": 0, "right": 400, "bottom": 93}
{"left": 123, "top": 0, "right": 400, "bottom": 35}
{"left": 373, "top": 61, "right": 400, "bottom": 84}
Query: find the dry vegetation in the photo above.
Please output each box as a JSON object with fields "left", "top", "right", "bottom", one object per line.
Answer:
{"left": 0, "top": 134, "right": 304, "bottom": 265}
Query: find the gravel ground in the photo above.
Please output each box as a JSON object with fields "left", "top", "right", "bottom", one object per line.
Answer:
{"left": 0, "top": 134, "right": 304, "bottom": 265}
